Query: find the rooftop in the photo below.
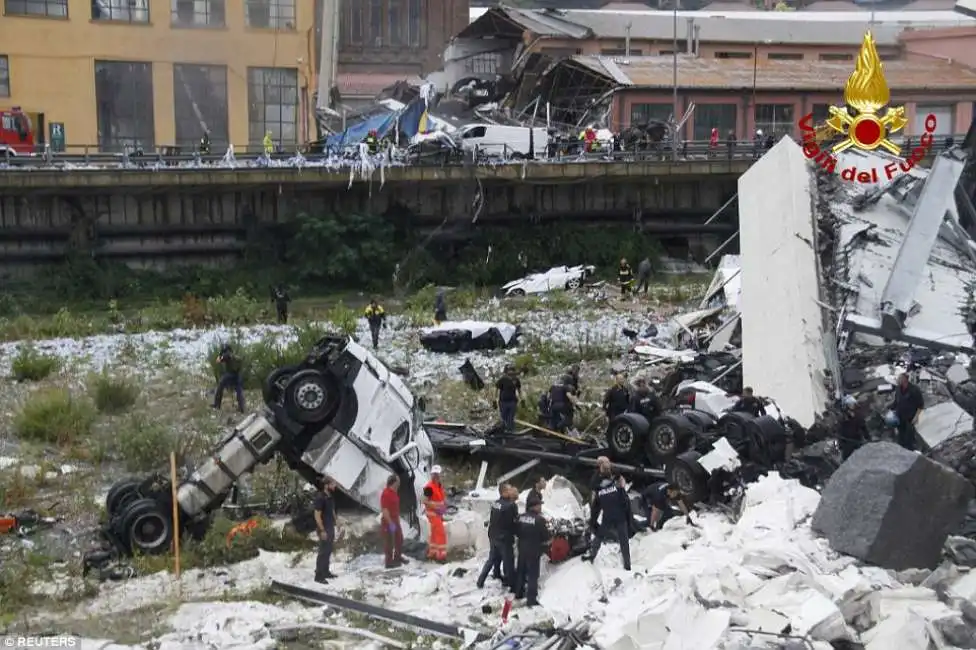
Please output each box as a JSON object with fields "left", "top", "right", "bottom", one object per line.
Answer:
{"left": 461, "top": 5, "right": 976, "bottom": 46}
{"left": 566, "top": 54, "right": 976, "bottom": 90}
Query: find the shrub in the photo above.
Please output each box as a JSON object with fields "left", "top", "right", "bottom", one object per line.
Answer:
{"left": 87, "top": 369, "right": 141, "bottom": 414}
{"left": 111, "top": 414, "right": 177, "bottom": 472}
{"left": 326, "top": 301, "right": 358, "bottom": 336}
{"left": 14, "top": 388, "right": 96, "bottom": 445}
{"left": 10, "top": 345, "right": 61, "bottom": 381}
{"left": 206, "top": 289, "right": 267, "bottom": 325}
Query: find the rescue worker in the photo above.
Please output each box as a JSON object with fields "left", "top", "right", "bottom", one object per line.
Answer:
{"left": 527, "top": 475, "right": 546, "bottom": 506}
{"left": 565, "top": 363, "right": 581, "bottom": 395}
{"left": 199, "top": 131, "right": 211, "bottom": 154}
{"left": 434, "top": 289, "right": 448, "bottom": 325}
{"left": 584, "top": 457, "right": 631, "bottom": 570}
{"left": 262, "top": 130, "right": 274, "bottom": 156}
{"left": 548, "top": 375, "right": 578, "bottom": 432}
{"left": 630, "top": 377, "right": 662, "bottom": 421}
{"left": 602, "top": 373, "right": 630, "bottom": 422}
{"left": 270, "top": 285, "right": 290, "bottom": 324}
{"left": 888, "top": 373, "right": 924, "bottom": 451}
{"left": 753, "top": 129, "right": 763, "bottom": 158}
{"left": 838, "top": 395, "right": 868, "bottom": 461}
{"left": 477, "top": 483, "right": 518, "bottom": 589}
{"left": 642, "top": 482, "right": 693, "bottom": 531}
{"left": 635, "top": 257, "right": 652, "bottom": 295}
{"left": 364, "top": 129, "right": 379, "bottom": 154}
{"left": 731, "top": 387, "right": 766, "bottom": 417}
{"left": 212, "top": 344, "right": 245, "bottom": 413}
{"left": 709, "top": 127, "right": 719, "bottom": 149}
{"left": 364, "top": 299, "right": 386, "bottom": 349}
{"left": 423, "top": 466, "right": 448, "bottom": 562}
{"left": 495, "top": 364, "right": 521, "bottom": 432}
{"left": 727, "top": 129, "right": 737, "bottom": 157}
{"left": 514, "top": 494, "right": 550, "bottom": 607}
{"left": 618, "top": 257, "right": 634, "bottom": 297}
{"left": 380, "top": 474, "right": 407, "bottom": 568}
{"left": 584, "top": 127, "right": 597, "bottom": 153}
{"left": 314, "top": 475, "right": 339, "bottom": 583}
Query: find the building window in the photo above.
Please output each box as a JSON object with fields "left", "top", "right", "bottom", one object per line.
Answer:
{"left": 694, "top": 104, "right": 737, "bottom": 140}
{"left": 819, "top": 53, "right": 852, "bottom": 62}
{"left": 715, "top": 51, "right": 751, "bottom": 59}
{"left": 174, "top": 64, "right": 228, "bottom": 150}
{"left": 172, "top": 0, "right": 225, "bottom": 27}
{"left": 248, "top": 67, "right": 298, "bottom": 147}
{"left": 659, "top": 50, "right": 675, "bottom": 56}
{"left": 0, "top": 56, "right": 9, "bottom": 98}
{"left": 768, "top": 52, "right": 802, "bottom": 61}
{"left": 94, "top": 60, "right": 155, "bottom": 153}
{"left": 913, "top": 104, "right": 954, "bottom": 136}
{"left": 755, "top": 103, "right": 794, "bottom": 137}
{"left": 246, "top": 0, "right": 295, "bottom": 30}
{"left": 541, "top": 47, "right": 582, "bottom": 57}
{"left": 92, "top": 0, "right": 149, "bottom": 22}
{"left": 465, "top": 52, "right": 501, "bottom": 75}
{"left": 4, "top": 0, "right": 67, "bottom": 17}
{"left": 601, "top": 48, "right": 643, "bottom": 56}
{"left": 630, "top": 103, "right": 672, "bottom": 127}
{"left": 342, "top": 0, "right": 424, "bottom": 48}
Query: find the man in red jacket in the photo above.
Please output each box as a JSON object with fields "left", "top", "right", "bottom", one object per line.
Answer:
{"left": 381, "top": 474, "right": 408, "bottom": 568}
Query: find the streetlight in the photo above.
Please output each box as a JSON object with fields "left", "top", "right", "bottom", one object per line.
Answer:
{"left": 672, "top": 0, "right": 679, "bottom": 160}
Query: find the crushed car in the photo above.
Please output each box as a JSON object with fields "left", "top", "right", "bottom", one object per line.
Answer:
{"left": 501, "top": 265, "right": 596, "bottom": 296}
{"left": 419, "top": 321, "right": 520, "bottom": 353}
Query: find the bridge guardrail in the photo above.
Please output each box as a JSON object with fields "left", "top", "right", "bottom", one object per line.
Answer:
{"left": 0, "top": 134, "right": 963, "bottom": 170}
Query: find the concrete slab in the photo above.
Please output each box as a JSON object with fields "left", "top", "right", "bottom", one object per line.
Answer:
{"left": 916, "top": 400, "right": 971, "bottom": 449}
{"left": 737, "top": 138, "right": 828, "bottom": 428}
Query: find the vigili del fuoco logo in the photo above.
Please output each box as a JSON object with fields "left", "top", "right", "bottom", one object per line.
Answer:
{"left": 798, "top": 31, "right": 936, "bottom": 184}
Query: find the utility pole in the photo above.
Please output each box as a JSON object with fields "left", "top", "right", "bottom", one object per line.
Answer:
{"left": 672, "top": 0, "right": 679, "bottom": 160}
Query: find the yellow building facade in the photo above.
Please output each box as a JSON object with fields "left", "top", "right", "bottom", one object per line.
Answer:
{"left": 0, "top": 0, "right": 316, "bottom": 152}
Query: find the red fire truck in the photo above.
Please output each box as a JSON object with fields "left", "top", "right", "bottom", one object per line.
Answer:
{"left": 0, "top": 107, "right": 39, "bottom": 156}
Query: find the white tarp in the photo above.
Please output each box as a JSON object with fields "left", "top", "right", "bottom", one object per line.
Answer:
{"left": 420, "top": 320, "right": 518, "bottom": 344}
{"left": 738, "top": 138, "right": 829, "bottom": 428}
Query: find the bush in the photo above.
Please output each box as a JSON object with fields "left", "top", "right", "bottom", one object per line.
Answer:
{"left": 111, "top": 414, "right": 177, "bottom": 472}
{"left": 14, "top": 388, "right": 96, "bottom": 445}
{"left": 206, "top": 323, "right": 332, "bottom": 390}
{"left": 87, "top": 369, "right": 140, "bottom": 413}
{"left": 183, "top": 289, "right": 267, "bottom": 327}
{"left": 10, "top": 344, "right": 61, "bottom": 382}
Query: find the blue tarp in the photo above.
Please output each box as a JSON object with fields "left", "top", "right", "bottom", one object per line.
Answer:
{"left": 325, "top": 112, "right": 397, "bottom": 148}
{"left": 397, "top": 98, "right": 428, "bottom": 139}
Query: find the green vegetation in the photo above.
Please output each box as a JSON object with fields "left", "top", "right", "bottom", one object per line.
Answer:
{"left": 87, "top": 369, "right": 141, "bottom": 413}
{"left": 13, "top": 388, "right": 97, "bottom": 446}
{"left": 10, "top": 344, "right": 61, "bottom": 381}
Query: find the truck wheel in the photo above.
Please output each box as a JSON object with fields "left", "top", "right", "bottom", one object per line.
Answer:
{"left": 666, "top": 451, "right": 709, "bottom": 503}
{"left": 105, "top": 478, "right": 142, "bottom": 518}
{"left": 283, "top": 369, "right": 340, "bottom": 425}
{"left": 607, "top": 413, "right": 649, "bottom": 461}
{"left": 119, "top": 498, "right": 173, "bottom": 556}
{"left": 647, "top": 414, "right": 693, "bottom": 463}
{"left": 566, "top": 277, "right": 581, "bottom": 290}
{"left": 263, "top": 364, "right": 301, "bottom": 407}
{"left": 717, "top": 411, "right": 757, "bottom": 459}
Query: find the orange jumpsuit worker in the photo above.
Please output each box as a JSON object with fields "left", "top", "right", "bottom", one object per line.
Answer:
{"left": 423, "top": 465, "right": 448, "bottom": 562}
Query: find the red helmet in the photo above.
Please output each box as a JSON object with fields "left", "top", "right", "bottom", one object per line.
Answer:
{"left": 368, "top": 129, "right": 377, "bottom": 136}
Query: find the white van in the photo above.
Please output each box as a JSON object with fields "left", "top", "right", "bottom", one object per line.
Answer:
{"left": 456, "top": 124, "right": 550, "bottom": 159}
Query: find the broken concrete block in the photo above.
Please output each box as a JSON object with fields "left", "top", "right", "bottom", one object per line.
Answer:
{"left": 920, "top": 561, "right": 962, "bottom": 597}
{"left": 946, "top": 536, "right": 976, "bottom": 567}
{"left": 812, "top": 442, "right": 974, "bottom": 570}
{"left": 862, "top": 610, "right": 931, "bottom": 650}
{"left": 867, "top": 586, "right": 955, "bottom": 623}
{"left": 934, "top": 614, "right": 976, "bottom": 649}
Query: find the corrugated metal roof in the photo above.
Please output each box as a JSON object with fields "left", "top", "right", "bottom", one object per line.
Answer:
{"left": 569, "top": 54, "right": 976, "bottom": 90}
{"left": 482, "top": 6, "right": 976, "bottom": 45}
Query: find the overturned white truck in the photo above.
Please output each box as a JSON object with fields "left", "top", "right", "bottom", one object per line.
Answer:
{"left": 102, "top": 336, "right": 436, "bottom": 556}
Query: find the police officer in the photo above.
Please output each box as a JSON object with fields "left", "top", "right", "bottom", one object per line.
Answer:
{"left": 584, "top": 457, "right": 631, "bottom": 570}
{"left": 838, "top": 395, "right": 868, "bottom": 461}
{"left": 548, "top": 375, "right": 578, "bottom": 432}
{"left": 364, "top": 298, "right": 386, "bottom": 349}
{"left": 271, "top": 285, "right": 290, "bottom": 324}
{"left": 477, "top": 483, "right": 518, "bottom": 589}
{"left": 642, "top": 482, "right": 693, "bottom": 531}
{"left": 731, "top": 387, "right": 766, "bottom": 417}
{"left": 602, "top": 373, "right": 630, "bottom": 422}
{"left": 212, "top": 344, "right": 245, "bottom": 413}
{"left": 434, "top": 289, "right": 448, "bottom": 324}
{"left": 514, "top": 494, "right": 550, "bottom": 607}
{"left": 630, "top": 377, "right": 662, "bottom": 420}
{"left": 618, "top": 258, "right": 634, "bottom": 297}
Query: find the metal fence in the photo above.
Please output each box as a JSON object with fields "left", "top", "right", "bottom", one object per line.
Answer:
{"left": 0, "top": 134, "right": 964, "bottom": 170}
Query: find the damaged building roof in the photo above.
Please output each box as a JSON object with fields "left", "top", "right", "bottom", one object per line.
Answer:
{"left": 561, "top": 54, "right": 976, "bottom": 91}
{"left": 459, "top": 5, "right": 976, "bottom": 46}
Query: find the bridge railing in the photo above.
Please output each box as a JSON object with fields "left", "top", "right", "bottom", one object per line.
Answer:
{"left": 0, "top": 134, "right": 965, "bottom": 169}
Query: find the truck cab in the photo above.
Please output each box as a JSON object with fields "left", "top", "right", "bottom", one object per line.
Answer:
{"left": 0, "top": 107, "right": 37, "bottom": 156}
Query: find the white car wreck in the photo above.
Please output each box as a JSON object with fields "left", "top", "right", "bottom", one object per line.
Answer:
{"left": 502, "top": 265, "right": 596, "bottom": 296}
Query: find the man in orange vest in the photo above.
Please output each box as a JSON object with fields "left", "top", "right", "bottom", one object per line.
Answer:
{"left": 423, "top": 465, "right": 448, "bottom": 562}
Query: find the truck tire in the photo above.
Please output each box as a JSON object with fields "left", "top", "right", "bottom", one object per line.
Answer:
{"left": 681, "top": 409, "right": 717, "bottom": 432}
{"left": 119, "top": 498, "right": 173, "bottom": 556}
{"left": 283, "top": 369, "right": 341, "bottom": 425}
{"left": 716, "top": 411, "right": 757, "bottom": 459}
{"left": 647, "top": 414, "right": 694, "bottom": 463}
{"left": 666, "top": 451, "right": 709, "bottom": 503}
{"left": 607, "top": 413, "right": 650, "bottom": 461}
{"left": 749, "top": 416, "right": 788, "bottom": 466}
{"left": 263, "top": 364, "right": 301, "bottom": 407}
{"left": 105, "top": 478, "right": 142, "bottom": 518}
